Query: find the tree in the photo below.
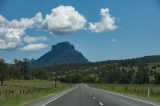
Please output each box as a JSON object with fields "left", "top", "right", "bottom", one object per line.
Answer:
{"left": 154, "top": 71, "right": 160, "bottom": 84}
{"left": 0, "top": 59, "right": 6, "bottom": 86}
{"left": 134, "top": 63, "right": 149, "bottom": 84}
{"left": 14, "top": 59, "right": 29, "bottom": 80}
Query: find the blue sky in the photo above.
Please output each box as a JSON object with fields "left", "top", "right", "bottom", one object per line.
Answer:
{"left": 0, "top": 0, "right": 160, "bottom": 63}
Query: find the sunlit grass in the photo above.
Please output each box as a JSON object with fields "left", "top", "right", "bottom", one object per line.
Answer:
{"left": 0, "top": 80, "right": 74, "bottom": 106}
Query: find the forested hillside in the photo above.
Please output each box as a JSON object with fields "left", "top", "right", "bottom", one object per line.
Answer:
{"left": 0, "top": 55, "right": 160, "bottom": 85}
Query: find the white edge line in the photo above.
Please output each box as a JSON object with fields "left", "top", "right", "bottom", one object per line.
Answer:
{"left": 92, "top": 87, "right": 160, "bottom": 106}
{"left": 41, "top": 86, "right": 78, "bottom": 106}
{"left": 99, "top": 102, "right": 104, "bottom": 105}
{"left": 93, "top": 96, "right": 96, "bottom": 99}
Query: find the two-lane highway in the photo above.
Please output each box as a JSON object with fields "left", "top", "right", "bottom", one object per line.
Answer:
{"left": 42, "top": 85, "right": 99, "bottom": 106}
{"left": 25, "top": 84, "right": 160, "bottom": 106}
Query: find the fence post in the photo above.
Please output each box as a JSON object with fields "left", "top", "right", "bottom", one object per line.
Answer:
{"left": 148, "top": 88, "right": 150, "bottom": 98}
{"left": 0, "top": 91, "right": 1, "bottom": 100}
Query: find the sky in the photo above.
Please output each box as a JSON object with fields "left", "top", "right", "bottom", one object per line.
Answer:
{"left": 0, "top": 0, "right": 160, "bottom": 63}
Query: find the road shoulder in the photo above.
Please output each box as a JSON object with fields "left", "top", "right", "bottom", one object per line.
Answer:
{"left": 89, "top": 86, "right": 160, "bottom": 106}
{"left": 22, "top": 86, "right": 77, "bottom": 106}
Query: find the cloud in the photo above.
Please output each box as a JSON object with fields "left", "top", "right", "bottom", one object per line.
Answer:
{"left": 0, "top": 5, "right": 87, "bottom": 50}
{"left": 89, "top": 8, "right": 117, "bottom": 33}
{"left": 0, "top": 15, "right": 6, "bottom": 23}
{"left": 34, "top": 12, "right": 43, "bottom": 27}
{"left": 0, "top": 5, "right": 118, "bottom": 50}
{"left": 20, "top": 43, "right": 48, "bottom": 51}
{"left": 0, "top": 15, "right": 25, "bottom": 49}
{"left": 8, "top": 18, "right": 35, "bottom": 29}
{"left": 76, "top": 43, "right": 80, "bottom": 47}
{"left": 0, "top": 28, "right": 23, "bottom": 49}
{"left": 0, "top": 14, "right": 44, "bottom": 50}
{"left": 23, "top": 36, "right": 47, "bottom": 43}
{"left": 40, "top": 5, "right": 87, "bottom": 35}
{"left": 112, "top": 38, "right": 116, "bottom": 43}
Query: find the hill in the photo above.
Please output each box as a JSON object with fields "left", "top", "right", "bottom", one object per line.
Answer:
{"left": 30, "top": 42, "right": 89, "bottom": 67}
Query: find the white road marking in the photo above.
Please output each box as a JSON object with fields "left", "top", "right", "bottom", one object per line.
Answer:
{"left": 41, "top": 86, "right": 78, "bottom": 106}
{"left": 92, "top": 88, "right": 160, "bottom": 106}
{"left": 89, "top": 93, "right": 93, "bottom": 96}
{"left": 99, "top": 102, "right": 104, "bottom": 105}
{"left": 93, "top": 96, "right": 96, "bottom": 100}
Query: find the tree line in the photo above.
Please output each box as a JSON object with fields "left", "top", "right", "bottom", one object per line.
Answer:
{"left": 0, "top": 55, "right": 160, "bottom": 85}
{"left": 0, "top": 59, "right": 53, "bottom": 86}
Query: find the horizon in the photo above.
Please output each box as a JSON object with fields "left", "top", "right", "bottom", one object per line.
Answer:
{"left": 2, "top": 41, "right": 160, "bottom": 64}
{"left": 0, "top": 0, "right": 160, "bottom": 63}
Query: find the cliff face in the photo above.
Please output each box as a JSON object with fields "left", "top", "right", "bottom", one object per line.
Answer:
{"left": 30, "top": 42, "right": 89, "bottom": 67}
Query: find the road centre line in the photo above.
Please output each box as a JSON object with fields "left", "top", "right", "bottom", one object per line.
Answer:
{"left": 99, "top": 102, "right": 104, "bottom": 105}
{"left": 93, "top": 96, "right": 96, "bottom": 100}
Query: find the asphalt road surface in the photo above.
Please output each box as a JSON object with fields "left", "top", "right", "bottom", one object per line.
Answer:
{"left": 25, "top": 84, "right": 160, "bottom": 106}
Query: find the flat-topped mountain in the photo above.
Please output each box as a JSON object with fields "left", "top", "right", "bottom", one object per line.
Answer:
{"left": 30, "top": 42, "right": 89, "bottom": 67}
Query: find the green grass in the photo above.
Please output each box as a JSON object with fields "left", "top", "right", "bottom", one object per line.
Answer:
{"left": 0, "top": 80, "right": 74, "bottom": 106}
{"left": 89, "top": 83, "right": 160, "bottom": 101}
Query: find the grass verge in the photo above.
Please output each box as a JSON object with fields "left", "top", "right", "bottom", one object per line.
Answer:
{"left": 0, "top": 80, "right": 74, "bottom": 106}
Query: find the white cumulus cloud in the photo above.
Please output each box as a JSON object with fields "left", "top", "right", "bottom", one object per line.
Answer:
{"left": 0, "top": 28, "right": 23, "bottom": 49}
{"left": 0, "top": 15, "right": 26, "bottom": 49}
{"left": 20, "top": 43, "right": 48, "bottom": 51}
{"left": 41, "top": 5, "right": 87, "bottom": 35}
{"left": 0, "top": 14, "right": 45, "bottom": 50}
{"left": 0, "top": 5, "right": 118, "bottom": 50}
{"left": 23, "top": 36, "right": 47, "bottom": 43}
{"left": 89, "top": 8, "right": 117, "bottom": 33}
{"left": 8, "top": 18, "right": 35, "bottom": 29}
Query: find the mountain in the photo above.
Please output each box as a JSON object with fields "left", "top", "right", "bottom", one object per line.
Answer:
{"left": 30, "top": 42, "right": 89, "bottom": 67}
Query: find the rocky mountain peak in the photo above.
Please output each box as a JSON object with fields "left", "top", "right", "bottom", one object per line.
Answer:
{"left": 52, "top": 42, "right": 75, "bottom": 53}
{"left": 30, "top": 42, "right": 89, "bottom": 67}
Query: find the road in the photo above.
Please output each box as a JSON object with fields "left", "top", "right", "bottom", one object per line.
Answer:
{"left": 25, "top": 84, "right": 160, "bottom": 106}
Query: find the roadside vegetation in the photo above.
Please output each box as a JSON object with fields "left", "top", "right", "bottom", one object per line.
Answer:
{"left": 56, "top": 56, "right": 160, "bottom": 84}
{"left": 0, "top": 56, "right": 160, "bottom": 105}
{"left": 0, "top": 80, "right": 74, "bottom": 106}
